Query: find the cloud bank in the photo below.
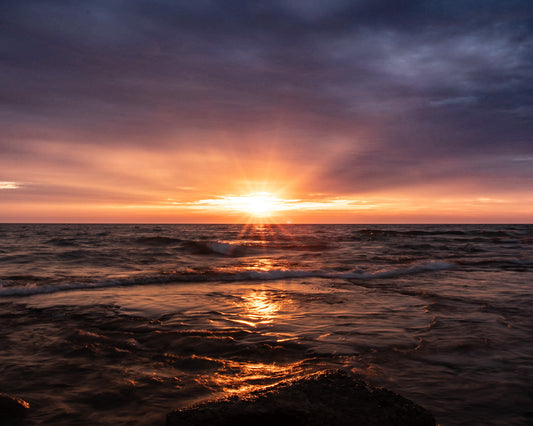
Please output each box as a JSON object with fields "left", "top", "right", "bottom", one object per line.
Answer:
{"left": 1, "top": 0, "right": 532, "bottom": 221}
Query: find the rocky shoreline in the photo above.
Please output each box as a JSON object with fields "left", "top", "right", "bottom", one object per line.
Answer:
{"left": 0, "top": 393, "right": 30, "bottom": 425}
{"left": 167, "top": 370, "right": 436, "bottom": 426}
{"left": 1, "top": 370, "right": 436, "bottom": 425}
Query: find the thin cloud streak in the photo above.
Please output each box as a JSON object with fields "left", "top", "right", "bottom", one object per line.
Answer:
{"left": 0, "top": 182, "right": 20, "bottom": 190}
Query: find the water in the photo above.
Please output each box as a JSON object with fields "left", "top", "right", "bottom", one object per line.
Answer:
{"left": 0, "top": 224, "right": 532, "bottom": 425}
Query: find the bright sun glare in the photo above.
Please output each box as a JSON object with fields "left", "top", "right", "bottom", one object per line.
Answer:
{"left": 245, "top": 194, "right": 274, "bottom": 215}
{"left": 225, "top": 192, "right": 282, "bottom": 217}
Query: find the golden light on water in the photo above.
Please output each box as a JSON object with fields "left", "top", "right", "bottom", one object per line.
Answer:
{"left": 205, "top": 360, "right": 310, "bottom": 395}
{"left": 241, "top": 290, "right": 282, "bottom": 326}
{"left": 250, "top": 258, "right": 275, "bottom": 272}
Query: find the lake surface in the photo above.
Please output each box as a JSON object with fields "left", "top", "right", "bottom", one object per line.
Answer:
{"left": 1, "top": 224, "right": 532, "bottom": 425}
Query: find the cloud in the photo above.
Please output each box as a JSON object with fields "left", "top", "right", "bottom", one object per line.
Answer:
{"left": 0, "top": 182, "right": 19, "bottom": 190}
{"left": 0, "top": 0, "right": 532, "bottom": 219}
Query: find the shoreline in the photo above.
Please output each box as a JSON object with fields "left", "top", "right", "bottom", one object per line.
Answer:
{"left": 168, "top": 369, "right": 436, "bottom": 426}
{"left": 2, "top": 370, "right": 436, "bottom": 426}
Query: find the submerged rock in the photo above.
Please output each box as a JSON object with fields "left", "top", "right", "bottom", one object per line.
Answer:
{"left": 0, "top": 393, "right": 30, "bottom": 425}
{"left": 166, "top": 370, "right": 435, "bottom": 426}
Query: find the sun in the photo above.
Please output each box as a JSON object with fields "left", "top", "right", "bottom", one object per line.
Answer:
{"left": 222, "top": 192, "right": 285, "bottom": 217}
{"left": 244, "top": 193, "right": 277, "bottom": 216}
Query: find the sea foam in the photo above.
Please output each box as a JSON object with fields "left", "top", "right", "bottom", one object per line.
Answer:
{"left": 0, "top": 261, "right": 456, "bottom": 297}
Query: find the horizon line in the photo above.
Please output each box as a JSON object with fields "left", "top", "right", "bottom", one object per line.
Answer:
{"left": 0, "top": 222, "right": 531, "bottom": 226}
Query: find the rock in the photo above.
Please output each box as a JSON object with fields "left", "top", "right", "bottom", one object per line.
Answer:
{"left": 166, "top": 370, "right": 435, "bottom": 426}
{"left": 0, "top": 393, "right": 30, "bottom": 425}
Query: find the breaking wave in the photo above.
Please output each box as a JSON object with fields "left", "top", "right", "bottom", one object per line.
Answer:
{"left": 183, "top": 240, "right": 331, "bottom": 256}
{"left": 184, "top": 240, "right": 248, "bottom": 256}
{"left": 0, "top": 260, "right": 455, "bottom": 298}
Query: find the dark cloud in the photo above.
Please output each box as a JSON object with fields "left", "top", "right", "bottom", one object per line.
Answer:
{"left": 1, "top": 0, "right": 532, "bottom": 195}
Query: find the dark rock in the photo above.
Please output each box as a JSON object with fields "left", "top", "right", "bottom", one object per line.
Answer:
{"left": 0, "top": 393, "right": 30, "bottom": 425}
{"left": 166, "top": 370, "right": 435, "bottom": 426}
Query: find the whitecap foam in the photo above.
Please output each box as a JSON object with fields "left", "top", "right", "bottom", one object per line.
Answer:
{"left": 205, "top": 241, "right": 247, "bottom": 256}
{"left": 232, "top": 269, "right": 326, "bottom": 281}
{"left": 0, "top": 261, "right": 457, "bottom": 298}
{"left": 184, "top": 240, "right": 248, "bottom": 256}
{"left": 339, "top": 261, "right": 455, "bottom": 279}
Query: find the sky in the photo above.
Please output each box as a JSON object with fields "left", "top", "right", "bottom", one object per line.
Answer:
{"left": 1, "top": 0, "right": 532, "bottom": 223}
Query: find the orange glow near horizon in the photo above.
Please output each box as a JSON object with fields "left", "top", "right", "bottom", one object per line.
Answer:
{"left": 2, "top": 189, "right": 533, "bottom": 223}
{"left": 1, "top": 142, "right": 533, "bottom": 223}
{"left": 215, "top": 192, "right": 288, "bottom": 218}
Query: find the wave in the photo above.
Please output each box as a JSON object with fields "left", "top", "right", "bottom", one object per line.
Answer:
{"left": 184, "top": 240, "right": 248, "bottom": 256}
{"left": 355, "top": 229, "right": 467, "bottom": 237}
{"left": 456, "top": 258, "right": 533, "bottom": 269}
{"left": 183, "top": 239, "right": 331, "bottom": 257}
{"left": 135, "top": 236, "right": 182, "bottom": 246}
{"left": 45, "top": 237, "right": 79, "bottom": 247}
{"left": 0, "top": 260, "right": 456, "bottom": 298}
{"left": 354, "top": 228, "right": 522, "bottom": 238}
{"left": 338, "top": 261, "right": 454, "bottom": 279}
{"left": 274, "top": 242, "right": 330, "bottom": 251}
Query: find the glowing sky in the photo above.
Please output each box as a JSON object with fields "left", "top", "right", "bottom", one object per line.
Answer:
{"left": 1, "top": 1, "right": 532, "bottom": 223}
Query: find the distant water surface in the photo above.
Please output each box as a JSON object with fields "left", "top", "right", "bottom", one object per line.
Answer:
{"left": 0, "top": 224, "right": 532, "bottom": 425}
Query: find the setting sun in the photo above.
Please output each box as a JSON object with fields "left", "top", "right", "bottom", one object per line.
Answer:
{"left": 225, "top": 192, "right": 282, "bottom": 217}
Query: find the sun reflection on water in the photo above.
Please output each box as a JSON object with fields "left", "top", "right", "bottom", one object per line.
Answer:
{"left": 249, "top": 258, "right": 274, "bottom": 271}
{"left": 203, "top": 360, "right": 309, "bottom": 395}
{"left": 239, "top": 289, "right": 282, "bottom": 326}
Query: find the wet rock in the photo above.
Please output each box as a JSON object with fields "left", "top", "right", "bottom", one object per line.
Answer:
{"left": 0, "top": 393, "right": 30, "bottom": 425}
{"left": 166, "top": 370, "right": 435, "bottom": 426}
